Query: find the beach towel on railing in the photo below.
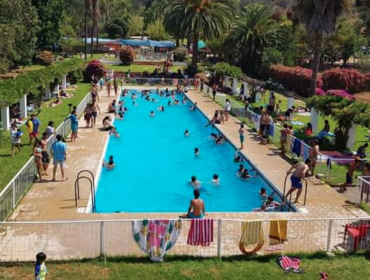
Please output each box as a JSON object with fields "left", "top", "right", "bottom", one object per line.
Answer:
{"left": 292, "top": 139, "right": 302, "bottom": 157}
{"left": 132, "top": 219, "right": 182, "bottom": 262}
{"left": 269, "top": 124, "right": 275, "bottom": 137}
{"left": 239, "top": 221, "right": 264, "bottom": 254}
{"left": 269, "top": 220, "right": 288, "bottom": 245}
{"left": 303, "top": 144, "right": 310, "bottom": 161}
{"left": 253, "top": 115, "right": 261, "bottom": 130}
{"left": 187, "top": 219, "right": 214, "bottom": 246}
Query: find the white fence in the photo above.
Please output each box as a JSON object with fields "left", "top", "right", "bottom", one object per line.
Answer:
{"left": 0, "top": 217, "right": 369, "bottom": 262}
{"left": 358, "top": 176, "right": 370, "bottom": 203}
{"left": 0, "top": 92, "right": 92, "bottom": 223}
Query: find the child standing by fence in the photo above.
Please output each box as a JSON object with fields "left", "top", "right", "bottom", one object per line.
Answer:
{"left": 35, "top": 252, "right": 48, "bottom": 280}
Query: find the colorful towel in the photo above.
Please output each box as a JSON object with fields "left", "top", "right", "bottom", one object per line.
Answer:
{"left": 187, "top": 219, "right": 214, "bottom": 246}
{"left": 132, "top": 219, "right": 182, "bottom": 262}
{"left": 269, "top": 220, "right": 288, "bottom": 245}
{"left": 277, "top": 256, "right": 304, "bottom": 274}
{"left": 240, "top": 221, "right": 264, "bottom": 246}
{"left": 269, "top": 125, "right": 275, "bottom": 137}
{"left": 292, "top": 139, "right": 302, "bottom": 157}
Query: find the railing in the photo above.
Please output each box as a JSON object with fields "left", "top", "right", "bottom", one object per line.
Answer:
{"left": 358, "top": 176, "right": 370, "bottom": 203}
{"left": 208, "top": 90, "right": 363, "bottom": 187}
{"left": 0, "top": 217, "right": 369, "bottom": 262}
{"left": 0, "top": 92, "right": 92, "bottom": 223}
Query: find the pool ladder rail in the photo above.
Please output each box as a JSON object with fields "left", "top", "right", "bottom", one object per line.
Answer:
{"left": 75, "top": 170, "right": 96, "bottom": 213}
{"left": 282, "top": 172, "right": 308, "bottom": 212}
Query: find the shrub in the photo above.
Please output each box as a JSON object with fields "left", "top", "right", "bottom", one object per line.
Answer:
{"left": 173, "top": 47, "right": 188, "bottom": 62}
{"left": 269, "top": 65, "right": 322, "bottom": 97}
{"left": 322, "top": 68, "right": 369, "bottom": 94}
{"left": 83, "top": 59, "right": 107, "bottom": 82}
{"left": 119, "top": 46, "right": 135, "bottom": 65}
{"left": 38, "top": 51, "right": 54, "bottom": 66}
{"left": 68, "top": 69, "right": 83, "bottom": 84}
{"left": 366, "top": 73, "right": 370, "bottom": 90}
{"left": 326, "top": 89, "right": 354, "bottom": 100}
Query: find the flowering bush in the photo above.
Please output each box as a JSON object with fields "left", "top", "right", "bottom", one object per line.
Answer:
{"left": 269, "top": 65, "right": 322, "bottom": 97}
{"left": 315, "top": 88, "right": 326, "bottom": 96}
{"left": 83, "top": 59, "right": 107, "bottom": 82}
{"left": 38, "top": 51, "right": 54, "bottom": 66}
{"left": 119, "top": 46, "right": 135, "bottom": 65}
{"left": 315, "top": 88, "right": 354, "bottom": 100}
{"left": 322, "top": 68, "right": 369, "bottom": 94}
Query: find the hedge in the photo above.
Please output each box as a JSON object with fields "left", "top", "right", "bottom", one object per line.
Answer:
{"left": 0, "top": 59, "right": 87, "bottom": 107}
{"left": 322, "top": 68, "right": 369, "bottom": 94}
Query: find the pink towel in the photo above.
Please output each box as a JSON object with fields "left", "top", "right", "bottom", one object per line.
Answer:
{"left": 187, "top": 219, "right": 214, "bottom": 246}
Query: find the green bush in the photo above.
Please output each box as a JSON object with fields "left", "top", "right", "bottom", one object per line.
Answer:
{"left": 173, "top": 47, "right": 188, "bottom": 62}
{"left": 119, "top": 46, "right": 135, "bottom": 65}
{"left": 38, "top": 51, "right": 55, "bottom": 66}
{"left": 83, "top": 60, "right": 107, "bottom": 82}
{"left": 69, "top": 69, "right": 83, "bottom": 84}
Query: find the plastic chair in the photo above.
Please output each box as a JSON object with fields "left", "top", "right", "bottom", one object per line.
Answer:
{"left": 343, "top": 224, "right": 370, "bottom": 250}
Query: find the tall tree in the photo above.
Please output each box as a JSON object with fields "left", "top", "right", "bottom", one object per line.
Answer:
{"left": 226, "top": 4, "right": 288, "bottom": 74}
{"left": 293, "top": 0, "right": 351, "bottom": 96}
{"left": 164, "top": 0, "right": 233, "bottom": 74}
{"left": 32, "top": 0, "right": 65, "bottom": 50}
{"left": 0, "top": 0, "right": 38, "bottom": 73}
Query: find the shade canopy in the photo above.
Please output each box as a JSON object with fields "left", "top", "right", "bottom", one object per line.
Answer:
{"left": 120, "top": 39, "right": 175, "bottom": 48}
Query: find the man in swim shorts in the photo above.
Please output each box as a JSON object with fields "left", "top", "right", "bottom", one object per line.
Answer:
{"left": 340, "top": 158, "right": 361, "bottom": 191}
{"left": 284, "top": 159, "right": 311, "bottom": 204}
{"left": 186, "top": 189, "right": 205, "bottom": 218}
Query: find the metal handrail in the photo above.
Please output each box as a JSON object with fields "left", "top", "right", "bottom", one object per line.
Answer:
{"left": 75, "top": 176, "right": 96, "bottom": 213}
{"left": 76, "top": 170, "right": 95, "bottom": 196}
{"left": 283, "top": 172, "right": 308, "bottom": 212}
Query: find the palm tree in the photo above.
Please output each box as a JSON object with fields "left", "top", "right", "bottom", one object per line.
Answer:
{"left": 226, "top": 4, "right": 288, "bottom": 74}
{"left": 164, "top": 0, "right": 233, "bottom": 74}
{"left": 293, "top": 0, "right": 351, "bottom": 96}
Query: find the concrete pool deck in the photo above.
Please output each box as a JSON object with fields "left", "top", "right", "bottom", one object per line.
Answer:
{"left": 8, "top": 87, "right": 367, "bottom": 221}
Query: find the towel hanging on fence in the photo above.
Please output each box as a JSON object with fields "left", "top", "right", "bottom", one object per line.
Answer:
{"left": 303, "top": 145, "right": 310, "bottom": 161}
{"left": 286, "top": 135, "right": 293, "bottom": 153}
{"left": 269, "top": 220, "right": 288, "bottom": 245}
{"left": 187, "top": 219, "right": 214, "bottom": 246}
{"left": 269, "top": 125, "right": 275, "bottom": 137}
{"left": 326, "top": 158, "right": 332, "bottom": 170}
{"left": 254, "top": 115, "right": 261, "bottom": 130}
{"left": 132, "top": 219, "right": 182, "bottom": 262}
{"left": 292, "top": 139, "right": 302, "bottom": 157}
{"left": 239, "top": 221, "right": 264, "bottom": 255}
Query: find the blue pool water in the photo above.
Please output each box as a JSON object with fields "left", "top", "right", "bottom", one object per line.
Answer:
{"left": 95, "top": 89, "right": 284, "bottom": 213}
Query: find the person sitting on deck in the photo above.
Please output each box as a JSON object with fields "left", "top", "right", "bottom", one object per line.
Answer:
{"left": 185, "top": 189, "right": 205, "bottom": 218}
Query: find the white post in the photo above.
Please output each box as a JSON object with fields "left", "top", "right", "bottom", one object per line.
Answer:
{"left": 225, "top": 76, "right": 230, "bottom": 88}
{"left": 1, "top": 106, "right": 10, "bottom": 131}
{"left": 310, "top": 108, "right": 320, "bottom": 133}
{"left": 287, "top": 97, "right": 295, "bottom": 110}
{"left": 233, "top": 78, "right": 238, "bottom": 94}
{"left": 54, "top": 83, "right": 60, "bottom": 96}
{"left": 62, "top": 74, "right": 67, "bottom": 89}
{"left": 45, "top": 83, "right": 51, "bottom": 100}
{"left": 347, "top": 122, "right": 357, "bottom": 149}
{"left": 19, "top": 94, "right": 27, "bottom": 119}
{"left": 243, "top": 82, "right": 249, "bottom": 97}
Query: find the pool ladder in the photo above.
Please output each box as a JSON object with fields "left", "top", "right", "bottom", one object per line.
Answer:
{"left": 75, "top": 170, "right": 96, "bottom": 213}
{"left": 282, "top": 172, "right": 308, "bottom": 212}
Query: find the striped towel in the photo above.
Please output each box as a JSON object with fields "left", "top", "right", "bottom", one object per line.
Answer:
{"left": 240, "top": 221, "right": 264, "bottom": 246}
{"left": 269, "top": 220, "right": 288, "bottom": 245}
{"left": 187, "top": 219, "right": 214, "bottom": 246}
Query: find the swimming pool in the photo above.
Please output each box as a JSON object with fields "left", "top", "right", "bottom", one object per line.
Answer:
{"left": 95, "top": 89, "right": 287, "bottom": 213}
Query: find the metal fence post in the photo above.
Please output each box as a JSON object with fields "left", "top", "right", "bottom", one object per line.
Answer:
{"left": 11, "top": 182, "right": 15, "bottom": 209}
{"left": 217, "top": 219, "right": 222, "bottom": 258}
{"left": 326, "top": 220, "right": 333, "bottom": 252}
{"left": 100, "top": 221, "right": 105, "bottom": 257}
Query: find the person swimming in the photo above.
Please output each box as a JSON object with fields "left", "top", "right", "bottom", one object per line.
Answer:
{"left": 237, "top": 164, "right": 245, "bottom": 175}
{"left": 212, "top": 174, "right": 220, "bottom": 185}
{"left": 150, "top": 111, "right": 155, "bottom": 117}
{"left": 103, "top": 155, "right": 115, "bottom": 170}
{"left": 215, "top": 135, "right": 225, "bottom": 145}
{"left": 259, "top": 187, "right": 268, "bottom": 200}
{"left": 184, "top": 130, "right": 189, "bottom": 137}
{"left": 158, "top": 106, "right": 165, "bottom": 112}
{"left": 234, "top": 150, "right": 244, "bottom": 162}
{"left": 168, "top": 100, "right": 172, "bottom": 106}
{"left": 109, "top": 127, "right": 120, "bottom": 138}
{"left": 194, "top": 148, "right": 200, "bottom": 157}
{"left": 188, "top": 176, "right": 201, "bottom": 189}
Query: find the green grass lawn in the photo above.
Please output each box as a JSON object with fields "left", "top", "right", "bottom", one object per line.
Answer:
{"left": 0, "top": 83, "right": 91, "bottom": 191}
{"left": 0, "top": 253, "right": 369, "bottom": 280}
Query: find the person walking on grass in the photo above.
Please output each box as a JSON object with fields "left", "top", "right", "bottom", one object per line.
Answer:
{"left": 65, "top": 110, "right": 78, "bottom": 142}
{"left": 51, "top": 134, "right": 67, "bottom": 182}
{"left": 10, "top": 124, "right": 22, "bottom": 157}
{"left": 26, "top": 114, "right": 40, "bottom": 145}
{"left": 284, "top": 159, "right": 311, "bottom": 204}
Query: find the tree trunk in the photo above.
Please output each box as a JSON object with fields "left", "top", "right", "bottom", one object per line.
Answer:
{"left": 176, "top": 37, "right": 180, "bottom": 47}
{"left": 84, "top": 1, "right": 88, "bottom": 60}
{"left": 191, "top": 35, "right": 199, "bottom": 75}
{"left": 309, "top": 32, "right": 323, "bottom": 96}
{"left": 96, "top": 23, "right": 99, "bottom": 54}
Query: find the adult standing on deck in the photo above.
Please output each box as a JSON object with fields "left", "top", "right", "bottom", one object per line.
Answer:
{"left": 65, "top": 110, "right": 79, "bottom": 142}
{"left": 224, "top": 99, "right": 231, "bottom": 122}
{"left": 113, "top": 78, "right": 118, "bottom": 97}
{"left": 308, "top": 139, "right": 319, "bottom": 176}
{"left": 239, "top": 124, "right": 245, "bottom": 150}
{"left": 340, "top": 158, "right": 361, "bottom": 191}
{"left": 51, "top": 134, "right": 67, "bottom": 182}
{"left": 212, "top": 84, "right": 218, "bottom": 101}
{"left": 40, "top": 132, "right": 51, "bottom": 176}
{"left": 284, "top": 159, "right": 311, "bottom": 204}
{"left": 90, "top": 100, "right": 100, "bottom": 127}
